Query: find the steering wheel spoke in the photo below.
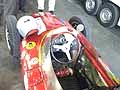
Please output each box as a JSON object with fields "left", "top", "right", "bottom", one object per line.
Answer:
{"left": 53, "top": 42, "right": 72, "bottom": 59}
{"left": 65, "top": 50, "right": 71, "bottom": 60}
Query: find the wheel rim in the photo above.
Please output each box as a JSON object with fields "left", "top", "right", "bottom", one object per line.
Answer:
{"left": 71, "top": 21, "right": 85, "bottom": 31}
{"left": 86, "top": 0, "right": 95, "bottom": 11}
{"left": 71, "top": 21, "right": 86, "bottom": 36}
{"left": 76, "top": 24, "right": 85, "bottom": 32}
{"left": 5, "top": 25, "right": 11, "bottom": 51}
{"left": 100, "top": 8, "right": 112, "bottom": 23}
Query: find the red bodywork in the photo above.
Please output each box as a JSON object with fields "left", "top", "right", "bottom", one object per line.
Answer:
{"left": 20, "top": 12, "right": 120, "bottom": 90}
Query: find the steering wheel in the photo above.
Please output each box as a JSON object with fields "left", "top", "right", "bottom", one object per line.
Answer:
{"left": 50, "top": 32, "right": 81, "bottom": 64}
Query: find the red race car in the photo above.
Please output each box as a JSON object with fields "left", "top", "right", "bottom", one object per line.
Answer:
{"left": 5, "top": 12, "right": 120, "bottom": 90}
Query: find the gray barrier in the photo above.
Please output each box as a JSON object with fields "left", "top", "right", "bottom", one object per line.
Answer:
{"left": 0, "top": 0, "right": 4, "bottom": 25}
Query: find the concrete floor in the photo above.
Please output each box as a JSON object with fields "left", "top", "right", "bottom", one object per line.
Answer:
{"left": 0, "top": 0, "right": 120, "bottom": 89}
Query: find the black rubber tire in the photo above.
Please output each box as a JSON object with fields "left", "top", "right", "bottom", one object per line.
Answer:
{"left": 84, "top": 0, "right": 102, "bottom": 15}
{"left": 69, "top": 16, "right": 92, "bottom": 41}
{"left": 97, "top": 2, "right": 119, "bottom": 28}
{"left": 5, "top": 15, "right": 21, "bottom": 63}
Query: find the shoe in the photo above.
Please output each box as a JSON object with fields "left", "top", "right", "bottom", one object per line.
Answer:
{"left": 49, "top": 11, "right": 54, "bottom": 14}
{"left": 38, "top": 9, "right": 44, "bottom": 15}
{"left": 38, "top": 9, "right": 43, "bottom": 12}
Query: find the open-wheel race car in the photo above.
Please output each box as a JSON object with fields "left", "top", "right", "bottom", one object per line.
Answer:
{"left": 5, "top": 12, "right": 120, "bottom": 90}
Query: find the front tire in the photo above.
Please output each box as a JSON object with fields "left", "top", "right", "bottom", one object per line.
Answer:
{"left": 84, "top": 0, "right": 102, "bottom": 15}
{"left": 97, "top": 2, "right": 119, "bottom": 28}
{"left": 5, "top": 15, "right": 21, "bottom": 63}
{"left": 69, "top": 16, "right": 91, "bottom": 41}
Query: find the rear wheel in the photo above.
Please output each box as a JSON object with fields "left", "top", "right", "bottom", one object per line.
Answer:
{"left": 97, "top": 2, "right": 119, "bottom": 28}
{"left": 5, "top": 15, "right": 21, "bottom": 64}
{"left": 84, "top": 0, "right": 102, "bottom": 15}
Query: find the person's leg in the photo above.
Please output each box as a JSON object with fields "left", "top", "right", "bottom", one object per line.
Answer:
{"left": 48, "top": 0, "right": 56, "bottom": 13}
{"left": 37, "top": 0, "right": 45, "bottom": 11}
{"left": 19, "top": 0, "right": 26, "bottom": 12}
{"left": 4, "top": 0, "right": 17, "bottom": 15}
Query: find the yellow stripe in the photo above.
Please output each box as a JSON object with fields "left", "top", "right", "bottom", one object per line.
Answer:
{"left": 38, "top": 30, "right": 54, "bottom": 64}
{"left": 98, "top": 71, "right": 108, "bottom": 87}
